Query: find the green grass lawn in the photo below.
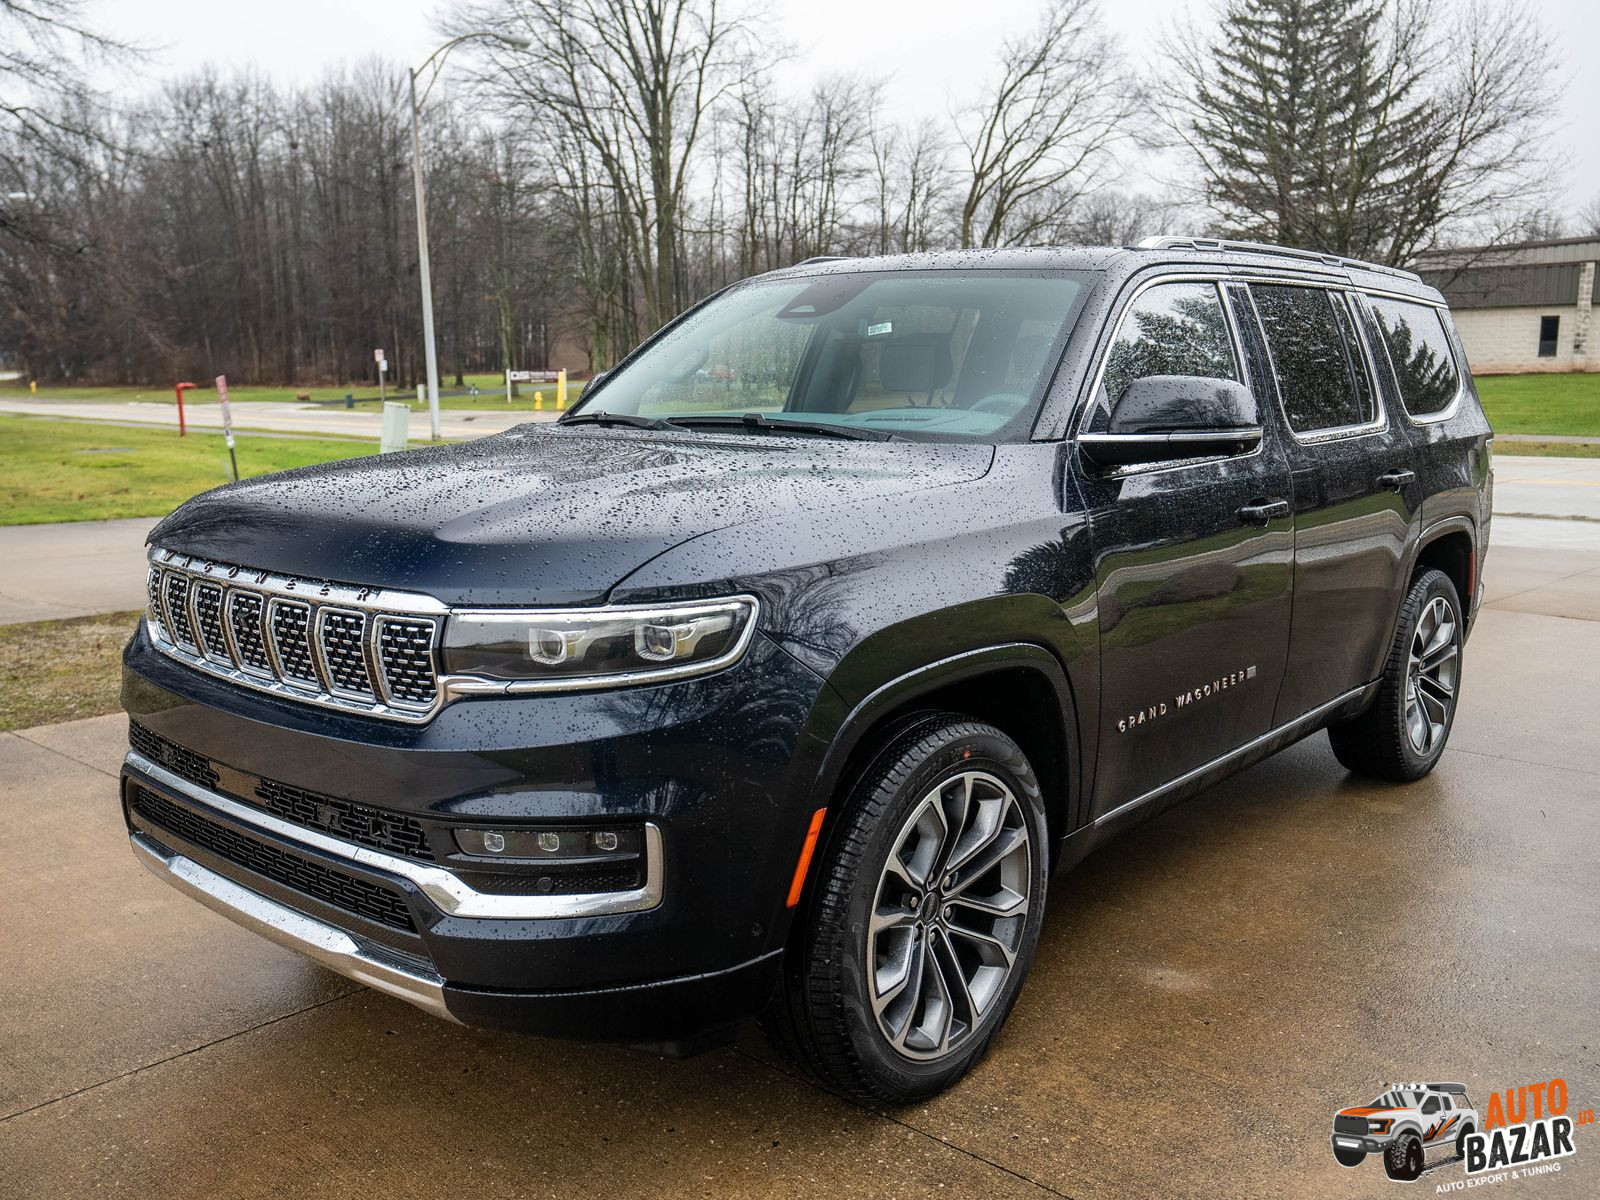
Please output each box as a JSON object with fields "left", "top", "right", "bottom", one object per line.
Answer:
{"left": 0, "top": 373, "right": 586, "bottom": 411}
{"left": 0, "top": 416, "right": 382, "bottom": 525}
{"left": 1475, "top": 373, "right": 1600, "bottom": 437}
{"left": 0, "top": 610, "right": 137, "bottom": 730}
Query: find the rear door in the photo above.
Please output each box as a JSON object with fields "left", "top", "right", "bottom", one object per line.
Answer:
{"left": 1243, "top": 282, "right": 1418, "bottom": 722}
{"left": 1077, "top": 277, "right": 1296, "bottom": 816}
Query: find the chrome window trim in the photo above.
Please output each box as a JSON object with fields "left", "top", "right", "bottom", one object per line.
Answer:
{"left": 1236, "top": 281, "right": 1392, "bottom": 445}
{"left": 1072, "top": 273, "right": 1264, "bottom": 479}
{"left": 439, "top": 595, "right": 762, "bottom": 699}
{"left": 126, "top": 750, "right": 666, "bottom": 919}
{"left": 1356, "top": 292, "right": 1467, "bottom": 426}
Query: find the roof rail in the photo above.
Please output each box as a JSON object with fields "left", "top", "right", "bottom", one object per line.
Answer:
{"left": 1132, "top": 236, "right": 1421, "bottom": 283}
{"left": 795, "top": 255, "right": 854, "bottom": 266}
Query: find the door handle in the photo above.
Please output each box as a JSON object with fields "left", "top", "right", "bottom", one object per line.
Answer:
{"left": 1378, "top": 469, "right": 1416, "bottom": 491}
{"left": 1237, "top": 499, "right": 1291, "bottom": 525}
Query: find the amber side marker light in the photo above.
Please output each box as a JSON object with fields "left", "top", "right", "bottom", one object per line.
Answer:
{"left": 786, "top": 808, "right": 828, "bottom": 907}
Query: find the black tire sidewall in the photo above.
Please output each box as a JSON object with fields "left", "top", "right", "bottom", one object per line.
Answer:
{"left": 832, "top": 723, "right": 1048, "bottom": 1099}
{"left": 1385, "top": 1133, "right": 1424, "bottom": 1182}
{"left": 1390, "top": 572, "right": 1463, "bottom": 776}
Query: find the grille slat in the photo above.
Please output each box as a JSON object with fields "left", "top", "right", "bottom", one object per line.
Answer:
{"left": 163, "top": 572, "right": 196, "bottom": 650}
{"left": 226, "top": 591, "right": 272, "bottom": 673}
{"left": 128, "top": 784, "right": 416, "bottom": 931}
{"left": 192, "top": 582, "right": 231, "bottom": 663}
{"left": 320, "top": 610, "right": 374, "bottom": 697}
{"left": 146, "top": 552, "right": 443, "bottom": 721}
{"left": 376, "top": 618, "right": 438, "bottom": 707}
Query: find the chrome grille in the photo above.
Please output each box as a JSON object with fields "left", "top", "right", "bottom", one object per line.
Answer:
{"left": 320, "top": 609, "right": 373, "bottom": 697}
{"left": 145, "top": 549, "right": 445, "bottom": 722}
{"left": 226, "top": 591, "right": 272, "bottom": 673}
{"left": 268, "top": 599, "right": 318, "bottom": 685}
{"left": 163, "top": 572, "right": 196, "bottom": 650}
{"left": 192, "top": 582, "right": 229, "bottom": 661}
{"left": 376, "top": 618, "right": 439, "bottom": 706}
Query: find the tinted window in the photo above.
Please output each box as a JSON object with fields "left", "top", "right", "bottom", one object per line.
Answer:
{"left": 1251, "top": 285, "right": 1375, "bottom": 433}
{"left": 1101, "top": 282, "right": 1239, "bottom": 407}
{"left": 1422, "top": 1097, "right": 1441, "bottom": 1114}
{"left": 1368, "top": 297, "right": 1461, "bottom": 416}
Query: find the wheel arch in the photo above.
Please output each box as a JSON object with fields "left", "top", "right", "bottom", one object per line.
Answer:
{"left": 808, "top": 643, "right": 1083, "bottom": 872}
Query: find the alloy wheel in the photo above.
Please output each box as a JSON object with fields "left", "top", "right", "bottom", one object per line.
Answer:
{"left": 1405, "top": 595, "right": 1459, "bottom": 755}
{"left": 866, "top": 770, "right": 1033, "bottom": 1061}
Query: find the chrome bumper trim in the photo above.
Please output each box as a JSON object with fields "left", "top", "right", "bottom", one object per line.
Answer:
{"left": 130, "top": 831, "right": 458, "bottom": 1022}
{"left": 124, "top": 749, "right": 666, "bottom": 919}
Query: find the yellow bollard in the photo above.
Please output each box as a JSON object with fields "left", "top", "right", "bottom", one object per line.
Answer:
{"left": 556, "top": 369, "right": 567, "bottom": 410}
{"left": 30, "top": 379, "right": 37, "bottom": 395}
{"left": 534, "top": 391, "right": 544, "bottom": 411}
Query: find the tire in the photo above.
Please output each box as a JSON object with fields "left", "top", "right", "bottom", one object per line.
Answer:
{"left": 1328, "top": 568, "right": 1463, "bottom": 782}
{"left": 761, "top": 713, "right": 1049, "bottom": 1104}
{"left": 1384, "top": 1132, "right": 1425, "bottom": 1182}
{"left": 1455, "top": 1123, "right": 1475, "bottom": 1160}
{"left": 1332, "top": 1143, "right": 1366, "bottom": 1168}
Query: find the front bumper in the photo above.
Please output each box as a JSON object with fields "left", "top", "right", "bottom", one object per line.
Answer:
{"left": 120, "top": 621, "right": 831, "bottom": 1043}
{"left": 1331, "top": 1133, "right": 1389, "bottom": 1155}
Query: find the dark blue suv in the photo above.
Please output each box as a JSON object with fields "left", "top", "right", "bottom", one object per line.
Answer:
{"left": 122, "top": 238, "right": 1492, "bottom": 1102}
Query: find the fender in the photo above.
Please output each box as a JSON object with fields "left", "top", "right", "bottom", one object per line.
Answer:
{"left": 804, "top": 638, "right": 1085, "bottom": 842}
{"left": 1397, "top": 512, "right": 1480, "bottom": 634}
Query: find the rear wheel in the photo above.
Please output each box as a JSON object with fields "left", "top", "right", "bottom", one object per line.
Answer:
{"left": 1455, "top": 1123, "right": 1475, "bottom": 1160}
{"left": 762, "top": 714, "right": 1048, "bottom": 1104}
{"left": 1329, "top": 568, "right": 1463, "bottom": 781}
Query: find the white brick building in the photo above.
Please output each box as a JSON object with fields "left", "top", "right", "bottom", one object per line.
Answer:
{"left": 1414, "top": 236, "right": 1598, "bottom": 374}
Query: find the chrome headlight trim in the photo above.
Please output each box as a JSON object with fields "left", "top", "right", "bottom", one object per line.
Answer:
{"left": 439, "top": 595, "right": 762, "bottom": 698}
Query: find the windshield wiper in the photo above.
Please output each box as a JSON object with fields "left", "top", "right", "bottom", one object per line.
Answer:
{"left": 558, "top": 411, "right": 678, "bottom": 431}
{"left": 668, "top": 412, "right": 899, "bottom": 442}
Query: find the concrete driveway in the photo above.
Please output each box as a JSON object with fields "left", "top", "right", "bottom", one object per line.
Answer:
{"left": 2, "top": 547, "right": 1596, "bottom": 1198}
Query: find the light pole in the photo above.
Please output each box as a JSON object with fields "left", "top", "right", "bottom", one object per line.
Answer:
{"left": 408, "top": 32, "right": 529, "bottom": 440}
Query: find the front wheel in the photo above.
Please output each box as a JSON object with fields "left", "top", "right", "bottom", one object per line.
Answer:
{"left": 1329, "top": 568, "right": 1463, "bottom": 781}
{"left": 1332, "top": 1143, "right": 1366, "bottom": 1168}
{"left": 762, "top": 713, "right": 1049, "bottom": 1104}
{"left": 1385, "top": 1133, "right": 1425, "bottom": 1182}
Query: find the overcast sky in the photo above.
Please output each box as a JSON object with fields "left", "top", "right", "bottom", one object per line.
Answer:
{"left": 95, "top": 0, "right": 1600, "bottom": 227}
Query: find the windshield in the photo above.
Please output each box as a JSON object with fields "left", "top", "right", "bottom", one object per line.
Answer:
{"left": 1372, "top": 1090, "right": 1423, "bottom": 1108}
{"left": 569, "top": 271, "right": 1088, "bottom": 442}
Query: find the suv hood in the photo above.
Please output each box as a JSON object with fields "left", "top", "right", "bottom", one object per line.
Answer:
{"left": 150, "top": 424, "right": 995, "bottom": 606}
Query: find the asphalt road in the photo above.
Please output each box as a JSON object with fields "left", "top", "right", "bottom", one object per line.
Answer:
{"left": 2, "top": 544, "right": 1597, "bottom": 1198}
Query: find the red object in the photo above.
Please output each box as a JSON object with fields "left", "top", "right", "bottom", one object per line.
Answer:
{"left": 174, "top": 381, "right": 198, "bottom": 436}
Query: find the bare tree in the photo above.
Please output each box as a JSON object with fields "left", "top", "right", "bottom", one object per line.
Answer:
{"left": 1162, "top": 0, "right": 1557, "bottom": 264}
{"left": 867, "top": 118, "right": 950, "bottom": 255}
{"left": 459, "top": 0, "right": 765, "bottom": 342}
{"left": 1577, "top": 194, "right": 1600, "bottom": 238}
{"left": 955, "top": 0, "right": 1139, "bottom": 248}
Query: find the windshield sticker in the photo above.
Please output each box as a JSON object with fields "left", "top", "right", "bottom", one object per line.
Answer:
{"left": 865, "top": 321, "right": 893, "bottom": 338}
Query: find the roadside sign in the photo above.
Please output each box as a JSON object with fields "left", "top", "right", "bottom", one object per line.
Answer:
{"left": 374, "top": 348, "right": 386, "bottom": 364}
{"left": 215, "top": 374, "right": 239, "bottom": 481}
{"left": 507, "top": 369, "right": 562, "bottom": 383}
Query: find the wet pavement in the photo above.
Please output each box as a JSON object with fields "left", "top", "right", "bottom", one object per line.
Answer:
{"left": 2, "top": 549, "right": 1597, "bottom": 1199}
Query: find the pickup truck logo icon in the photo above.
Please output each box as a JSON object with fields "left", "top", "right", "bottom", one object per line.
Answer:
{"left": 1331, "top": 1082, "right": 1478, "bottom": 1183}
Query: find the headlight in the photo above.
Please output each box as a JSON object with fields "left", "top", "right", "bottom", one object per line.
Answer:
{"left": 440, "top": 596, "right": 759, "bottom": 693}
{"left": 1368, "top": 1119, "right": 1393, "bottom": 1135}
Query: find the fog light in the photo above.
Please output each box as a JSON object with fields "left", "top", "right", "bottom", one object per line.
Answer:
{"left": 453, "top": 825, "right": 643, "bottom": 862}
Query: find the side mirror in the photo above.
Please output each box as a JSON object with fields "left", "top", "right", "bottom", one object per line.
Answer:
{"left": 1079, "top": 375, "right": 1262, "bottom": 468}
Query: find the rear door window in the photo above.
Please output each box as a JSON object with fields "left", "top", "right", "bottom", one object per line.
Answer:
{"left": 1366, "top": 297, "right": 1461, "bottom": 417}
{"left": 1250, "top": 285, "right": 1377, "bottom": 434}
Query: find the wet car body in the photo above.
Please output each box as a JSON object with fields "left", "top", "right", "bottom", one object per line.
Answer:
{"left": 121, "top": 238, "right": 1492, "bottom": 1053}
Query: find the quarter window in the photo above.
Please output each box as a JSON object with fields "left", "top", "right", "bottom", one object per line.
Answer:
{"left": 1100, "top": 282, "right": 1239, "bottom": 407}
{"left": 1251, "top": 285, "right": 1376, "bottom": 434}
{"left": 1367, "top": 297, "right": 1461, "bottom": 416}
